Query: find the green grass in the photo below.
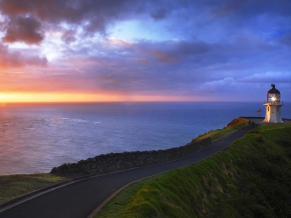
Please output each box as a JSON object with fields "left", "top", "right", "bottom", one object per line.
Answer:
{"left": 0, "top": 173, "right": 66, "bottom": 204}
{"left": 192, "top": 117, "right": 249, "bottom": 143}
{"left": 95, "top": 121, "right": 291, "bottom": 218}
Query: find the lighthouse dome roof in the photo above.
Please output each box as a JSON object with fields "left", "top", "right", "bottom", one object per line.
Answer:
{"left": 267, "top": 84, "right": 280, "bottom": 94}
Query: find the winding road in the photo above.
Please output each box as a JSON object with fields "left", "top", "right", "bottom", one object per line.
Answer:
{"left": 0, "top": 125, "right": 256, "bottom": 218}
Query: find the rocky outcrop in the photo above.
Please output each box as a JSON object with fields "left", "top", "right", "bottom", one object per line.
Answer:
{"left": 50, "top": 137, "right": 211, "bottom": 176}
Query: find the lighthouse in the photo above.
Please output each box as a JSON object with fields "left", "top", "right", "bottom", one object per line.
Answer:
{"left": 263, "top": 84, "right": 283, "bottom": 123}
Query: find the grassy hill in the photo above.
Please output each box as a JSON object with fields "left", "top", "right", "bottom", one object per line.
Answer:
{"left": 96, "top": 121, "right": 291, "bottom": 218}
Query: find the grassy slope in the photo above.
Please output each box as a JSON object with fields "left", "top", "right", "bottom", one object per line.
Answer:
{"left": 192, "top": 117, "right": 248, "bottom": 143}
{"left": 96, "top": 122, "right": 291, "bottom": 218}
{"left": 0, "top": 173, "right": 66, "bottom": 204}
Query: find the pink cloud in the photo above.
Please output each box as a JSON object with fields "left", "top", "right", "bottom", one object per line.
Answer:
{"left": 0, "top": 43, "right": 47, "bottom": 68}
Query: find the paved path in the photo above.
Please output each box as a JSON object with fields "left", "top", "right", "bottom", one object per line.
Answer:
{"left": 0, "top": 125, "right": 256, "bottom": 218}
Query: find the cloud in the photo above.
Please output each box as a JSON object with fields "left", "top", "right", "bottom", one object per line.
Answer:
{"left": 209, "top": 0, "right": 291, "bottom": 18}
{"left": 151, "top": 8, "right": 169, "bottom": 20}
{"left": 0, "top": 0, "right": 149, "bottom": 42}
{"left": 0, "top": 0, "right": 291, "bottom": 101}
{"left": 126, "top": 40, "right": 212, "bottom": 64}
{"left": 50, "top": 33, "right": 290, "bottom": 96}
{"left": 238, "top": 72, "right": 291, "bottom": 83}
{"left": 1, "top": 0, "right": 289, "bottom": 48}
{"left": 279, "top": 34, "right": 291, "bottom": 47}
{"left": 2, "top": 16, "right": 44, "bottom": 44}
{"left": 0, "top": 43, "right": 47, "bottom": 68}
{"left": 107, "top": 37, "right": 133, "bottom": 48}
{"left": 61, "top": 30, "right": 76, "bottom": 44}
{"left": 150, "top": 50, "right": 178, "bottom": 63}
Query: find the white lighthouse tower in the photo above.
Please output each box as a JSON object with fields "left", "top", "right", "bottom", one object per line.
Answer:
{"left": 263, "top": 84, "right": 283, "bottom": 123}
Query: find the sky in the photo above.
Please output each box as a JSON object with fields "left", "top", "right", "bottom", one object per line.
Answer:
{"left": 0, "top": 0, "right": 290, "bottom": 102}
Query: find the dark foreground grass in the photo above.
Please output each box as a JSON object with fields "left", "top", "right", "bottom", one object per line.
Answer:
{"left": 0, "top": 173, "right": 66, "bottom": 204}
{"left": 96, "top": 123, "right": 291, "bottom": 218}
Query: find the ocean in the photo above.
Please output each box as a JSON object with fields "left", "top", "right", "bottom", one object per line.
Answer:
{"left": 0, "top": 102, "right": 290, "bottom": 175}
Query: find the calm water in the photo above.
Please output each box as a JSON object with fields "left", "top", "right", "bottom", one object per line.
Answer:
{"left": 0, "top": 102, "right": 290, "bottom": 175}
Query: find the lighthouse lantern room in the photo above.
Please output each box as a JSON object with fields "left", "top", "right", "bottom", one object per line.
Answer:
{"left": 263, "top": 84, "right": 283, "bottom": 123}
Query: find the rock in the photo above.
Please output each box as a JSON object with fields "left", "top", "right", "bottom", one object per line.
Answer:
{"left": 50, "top": 138, "right": 211, "bottom": 176}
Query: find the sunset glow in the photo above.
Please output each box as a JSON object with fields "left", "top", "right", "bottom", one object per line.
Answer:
{"left": 0, "top": 92, "right": 208, "bottom": 103}
{"left": 0, "top": 1, "right": 290, "bottom": 102}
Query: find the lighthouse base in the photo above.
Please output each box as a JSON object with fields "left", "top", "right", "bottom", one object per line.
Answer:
{"left": 263, "top": 103, "right": 283, "bottom": 124}
{"left": 263, "top": 117, "right": 283, "bottom": 124}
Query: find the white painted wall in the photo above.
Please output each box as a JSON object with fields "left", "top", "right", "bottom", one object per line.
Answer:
{"left": 263, "top": 103, "right": 283, "bottom": 123}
